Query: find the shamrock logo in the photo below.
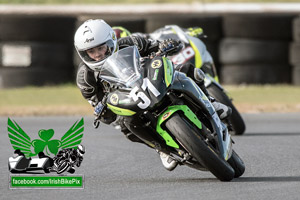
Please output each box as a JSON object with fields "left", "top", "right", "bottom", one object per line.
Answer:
{"left": 7, "top": 118, "right": 84, "bottom": 158}
{"left": 31, "top": 129, "right": 61, "bottom": 156}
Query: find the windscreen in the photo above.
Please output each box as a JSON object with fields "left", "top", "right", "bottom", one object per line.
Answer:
{"left": 99, "top": 46, "right": 142, "bottom": 87}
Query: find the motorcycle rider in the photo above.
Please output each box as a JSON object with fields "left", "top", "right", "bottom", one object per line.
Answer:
{"left": 74, "top": 19, "right": 231, "bottom": 171}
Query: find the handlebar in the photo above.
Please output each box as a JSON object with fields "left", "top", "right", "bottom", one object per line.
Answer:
{"left": 158, "top": 42, "right": 183, "bottom": 57}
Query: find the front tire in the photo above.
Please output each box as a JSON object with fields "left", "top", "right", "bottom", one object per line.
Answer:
{"left": 207, "top": 83, "right": 246, "bottom": 135}
{"left": 165, "top": 113, "right": 235, "bottom": 181}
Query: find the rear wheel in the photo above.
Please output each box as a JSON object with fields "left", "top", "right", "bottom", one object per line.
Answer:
{"left": 165, "top": 113, "right": 235, "bottom": 181}
{"left": 207, "top": 83, "right": 246, "bottom": 135}
{"left": 227, "top": 150, "right": 245, "bottom": 178}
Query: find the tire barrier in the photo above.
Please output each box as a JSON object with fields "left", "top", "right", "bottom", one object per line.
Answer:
{"left": 0, "top": 15, "right": 76, "bottom": 88}
{"left": 292, "top": 65, "right": 300, "bottom": 85}
{"left": 289, "top": 42, "right": 300, "bottom": 66}
{"left": 0, "top": 67, "right": 73, "bottom": 88}
{"left": 220, "top": 64, "right": 291, "bottom": 84}
{"left": 0, "top": 14, "right": 76, "bottom": 42}
{"left": 1, "top": 12, "right": 300, "bottom": 86}
{"left": 0, "top": 42, "right": 74, "bottom": 88}
{"left": 220, "top": 14, "right": 295, "bottom": 84}
{"left": 223, "top": 13, "right": 296, "bottom": 40}
{"left": 290, "top": 16, "right": 300, "bottom": 85}
{"left": 219, "top": 39, "right": 289, "bottom": 64}
{"left": 292, "top": 16, "right": 300, "bottom": 42}
{"left": 219, "top": 39, "right": 291, "bottom": 84}
{"left": 0, "top": 42, "right": 72, "bottom": 68}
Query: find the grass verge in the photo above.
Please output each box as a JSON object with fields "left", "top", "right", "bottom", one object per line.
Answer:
{"left": 0, "top": 84, "right": 92, "bottom": 116}
{"left": 225, "top": 84, "right": 300, "bottom": 113}
{"left": 1, "top": 84, "right": 300, "bottom": 116}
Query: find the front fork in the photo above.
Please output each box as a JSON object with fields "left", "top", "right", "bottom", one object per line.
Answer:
{"left": 168, "top": 71, "right": 233, "bottom": 160}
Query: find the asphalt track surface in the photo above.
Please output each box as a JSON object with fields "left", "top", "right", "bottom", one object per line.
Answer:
{"left": 0, "top": 113, "right": 300, "bottom": 200}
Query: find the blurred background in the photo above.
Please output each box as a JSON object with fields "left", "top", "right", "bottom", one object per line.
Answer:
{"left": 0, "top": 1, "right": 300, "bottom": 88}
{"left": 0, "top": 1, "right": 300, "bottom": 115}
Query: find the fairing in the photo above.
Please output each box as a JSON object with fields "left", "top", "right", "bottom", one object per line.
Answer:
{"left": 102, "top": 47, "right": 174, "bottom": 114}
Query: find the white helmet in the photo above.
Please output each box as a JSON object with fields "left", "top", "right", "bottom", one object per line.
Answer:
{"left": 74, "top": 19, "right": 118, "bottom": 71}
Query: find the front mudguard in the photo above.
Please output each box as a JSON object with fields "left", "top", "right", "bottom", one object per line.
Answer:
{"left": 156, "top": 105, "right": 203, "bottom": 149}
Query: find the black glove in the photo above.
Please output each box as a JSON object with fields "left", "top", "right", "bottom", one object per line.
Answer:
{"left": 93, "top": 102, "right": 117, "bottom": 129}
{"left": 99, "top": 109, "right": 117, "bottom": 125}
{"left": 93, "top": 102, "right": 105, "bottom": 128}
{"left": 158, "top": 39, "right": 182, "bottom": 56}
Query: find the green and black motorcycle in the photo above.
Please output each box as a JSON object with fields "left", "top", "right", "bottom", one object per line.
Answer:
{"left": 149, "top": 25, "right": 246, "bottom": 135}
{"left": 98, "top": 46, "right": 245, "bottom": 181}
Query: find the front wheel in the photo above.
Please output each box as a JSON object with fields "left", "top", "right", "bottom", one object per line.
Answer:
{"left": 207, "top": 83, "right": 246, "bottom": 135}
{"left": 165, "top": 113, "right": 235, "bottom": 181}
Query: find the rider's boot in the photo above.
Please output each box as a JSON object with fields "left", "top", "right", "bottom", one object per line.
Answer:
{"left": 194, "top": 68, "right": 232, "bottom": 120}
{"left": 158, "top": 151, "right": 178, "bottom": 171}
{"left": 210, "top": 98, "right": 232, "bottom": 120}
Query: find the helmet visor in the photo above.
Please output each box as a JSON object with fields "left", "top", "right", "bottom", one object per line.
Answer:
{"left": 78, "top": 40, "right": 115, "bottom": 64}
